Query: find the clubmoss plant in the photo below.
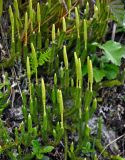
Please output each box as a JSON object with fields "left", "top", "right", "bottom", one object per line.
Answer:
{"left": 41, "top": 78, "right": 48, "bottom": 133}
{"left": 57, "top": 89, "right": 64, "bottom": 130}
{"left": 26, "top": 56, "right": 32, "bottom": 97}
{"left": 9, "top": 5, "right": 15, "bottom": 57}
{"left": 1, "top": 0, "right": 125, "bottom": 159}
{"left": 75, "top": 7, "right": 80, "bottom": 39}
{"left": 37, "top": 2, "right": 41, "bottom": 49}
{"left": 84, "top": 19, "right": 88, "bottom": 51}
{"left": 31, "top": 43, "right": 38, "bottom": 84}
{"left": 87, "top": 56, "right": 93, "bottom": 92}
{"left": 62, "top": 17, "right": 66, "bottom": 33}
{"left": 63, "top": 45, "right": 69, "bottom": 88}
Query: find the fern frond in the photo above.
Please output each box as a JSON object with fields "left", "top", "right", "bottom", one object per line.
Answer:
{"left": 109, "top": 0, "right": 125, "bottom": 25}
{"left": 29, "top": 48, "right": 51, "bottom": 74}
{"left": 38, "top": 48, "right": 51, "bottom": 66}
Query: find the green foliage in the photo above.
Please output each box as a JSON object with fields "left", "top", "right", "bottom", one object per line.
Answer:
{"left": 32, "top": 140, "right": 54, "bottom": 159}
{"left": 38, "top": 48, "right": 51, "bottom": 66}
{"left": 93, "top": 67, "right": 105, "bottom": 83}
{"left": 0, "top": 73, "right": 10, "bottom": 114}
{"left": 0, "top": 0, "right": 125, "bottom": 160}
{"left": 109, "top": 0, "right": 125, "bottom": 25}
{"left": 0, "top": 0, "right": 3, "bottom": 17}
{"left": 82, "top": 142, "right": 95, "bottom": 154}
{"left": 93, "top": 40, "right": 125, "bottom": 66}
{"left": 0, "top": 119, "right": 14, "bottom": 155}
{"left": 82, "top": 40, "right": 125, "bottom": 83}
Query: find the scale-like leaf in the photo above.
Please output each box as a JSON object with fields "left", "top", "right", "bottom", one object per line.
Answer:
{"left": 93, "top": 40, "right": 125, "bottom": 66}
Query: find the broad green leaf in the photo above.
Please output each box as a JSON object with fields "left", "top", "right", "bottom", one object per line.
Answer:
{"left": 93, "top": 68, "right": 105, "bottom": 82}
{"left": 0, "top": 0, "right": 3, "bottom": 17}
{"left": 93, "top": 40, "right": 125, "bottom": 66}
{"left": 104, "top": 63, "right": 119, "bottom": 80}
{"left": 41, "top": 146, "right": 54, "bottom": 153}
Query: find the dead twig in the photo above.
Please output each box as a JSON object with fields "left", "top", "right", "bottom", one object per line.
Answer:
{"left": 98, "top": 133, "right": 125, "bottom": 159}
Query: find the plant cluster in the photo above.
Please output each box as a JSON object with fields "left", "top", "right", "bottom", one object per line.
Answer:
{"left": 0, "top": 0, "right": 125, "bottom": 159}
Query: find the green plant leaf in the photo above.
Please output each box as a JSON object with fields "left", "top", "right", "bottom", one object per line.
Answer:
{"left": 93, "top": 40, "right": 125, "bottom": 66}
{"left": 36, "top": 153, "right": 43, "bottom": 159}
{"left": 32, "top": 140, "right": 54, "bottom": 158}
{"left": 30, "top": 48, "right": 51, "bottom": 74}
{"left": 104, "top": 63, "right": 119, "bottom": 80}
{"left": 38, "top": 48, "right": 51, "bottom": 66}
{"left": 0, "top": 0, "right": 3, "bottom": 17}
{"left": 41, "top": 146, "right": 54, "bottom": 153}
{"left": 93, "top": 68, "right": 105, "bottom": 82}
{"left": 109, "top": 0, "right": 125, "bottom": 25}
{"left": 32, "top": 140, "right": 41, "bottom": 154}
{"left": 82, "top": 142, "right": 95, "bottom": 154}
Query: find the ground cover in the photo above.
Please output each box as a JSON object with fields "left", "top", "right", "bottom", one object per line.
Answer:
{"left": 0, "top": 0, "right": 125, "bottom": 159}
